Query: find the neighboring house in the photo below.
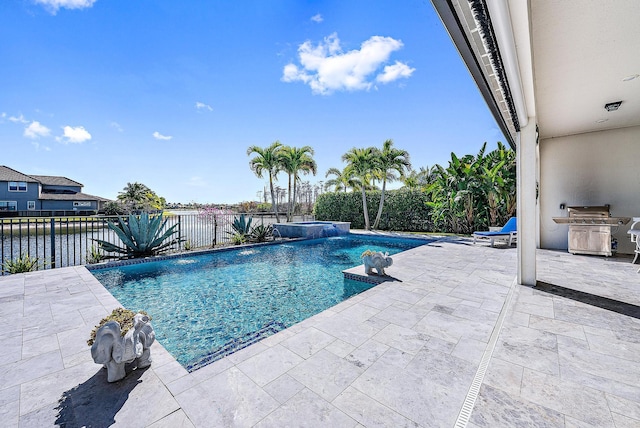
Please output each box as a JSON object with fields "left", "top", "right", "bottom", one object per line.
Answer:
{"left": 0, "top": 165, "right": 110, "bottom": 216}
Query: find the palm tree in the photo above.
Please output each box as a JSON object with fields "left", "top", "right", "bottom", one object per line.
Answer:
{"left": 402, "top": 166, "right": 436, "bottom": 191}
{"left": 117, "top": 182, "right": 152, "bottom": 212}
{"left": 372, "top": 140, "right": 411, "bottom": 229}
{"left": 247, "top": 141, "right": 284, "bottom": 222}
{"left": 280, "top": 146, "right": 317, "bottom": 221}
{"left": 324, "top": 167, "right": 356, "bottom": 192}
{"left": 342, "top": 147, "right": 378, "bottom": 230}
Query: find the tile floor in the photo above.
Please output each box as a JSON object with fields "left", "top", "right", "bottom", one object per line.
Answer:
{"left": 0, "top": 238, "right": 638, "bottom": 427}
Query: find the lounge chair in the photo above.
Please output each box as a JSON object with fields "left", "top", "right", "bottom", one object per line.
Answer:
{"left": 473, "top": 217, "right": 517, "bottom": 247}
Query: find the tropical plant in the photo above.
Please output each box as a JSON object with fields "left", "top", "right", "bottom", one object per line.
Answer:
{"left": 424, "top": 141, "right": 515, "bottom": 233}
{"left": 280, "top": 145, "right": 317, "bottom": 221}
{"left": 1, "top": 253, "right": 42, "bottom": 274}
{"left": 324, "top": 167, "right": 358, "bottom": 192}
{"left": 372, "top": 139, "right": 411, "bottom": 229}
{"left": 342, "top": 147, "right": 378, "bottom": 230}
{"left": 103, "top": 201, "right": 127, "bottom": 215}
{"left": 94, "top": 213, "right": 183, "bottom": 258}
{"left": 228, "top": 214, "right": 253, "bottom": 238}
{"left": 402, "top": 166, "right": 435, "bottom": 191}
{"left": 117, "top": 182, "right": 166, "bottom": 213}
{"left": 230, "top": 233, "right": 247, "bottom": 245}
{"left": 85, "top": 245, "right": 105, "bottom": 264}
{"left": 247, "top": 141, "right": 284, "bottom": 222}
{"left": 248, "top": 224, "right": 274, "bottom": 242}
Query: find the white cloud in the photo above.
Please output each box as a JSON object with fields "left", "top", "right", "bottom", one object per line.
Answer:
{"left": 110, "top": 121, "right": 123, "bottom": 132}
{"left": 9, "top": 114, "right": 28, "bottom": 124}
{"left": 282, "top": 33, "right": 412, "bottom": 95}
{"left": 24, "top": 121, "right": 51, "bottom": 139}
{"left": 153, "top": 131, "right": 172, "bottom": 141}
{"left": 195, "top": 102, "right": 213, "bottom": 111}
{"left": 311, "top": 14, "right": 323, "bottom": 23}
{"left": 376, "top": 61, "right": 415, "bottom": 84}
{"left": 34, "top": 0, "right": 97, "bottom": 14}
{"left": 59, "top": 125, "right": 91, "bottom": 143}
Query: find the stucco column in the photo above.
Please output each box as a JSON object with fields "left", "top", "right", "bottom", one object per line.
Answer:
{"left": 517, "top": 121, "right": 537, "bottom": 285}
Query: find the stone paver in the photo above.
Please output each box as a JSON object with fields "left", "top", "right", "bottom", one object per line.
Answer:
{"left": 0, "top": 237, "right": 639, "bottom": 427}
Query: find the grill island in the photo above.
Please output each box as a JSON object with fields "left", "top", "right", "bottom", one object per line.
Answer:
{"left": 552, "top": 206, "right": 630, "bottom": 257}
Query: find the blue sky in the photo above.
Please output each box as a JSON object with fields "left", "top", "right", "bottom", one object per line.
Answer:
{"left": 0, "top": 0, "right": 505, "bottom": 204}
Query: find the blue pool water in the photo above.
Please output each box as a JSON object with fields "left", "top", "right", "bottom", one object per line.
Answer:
{"left": 91, "top": 234, "right": 430, "bottom": 370}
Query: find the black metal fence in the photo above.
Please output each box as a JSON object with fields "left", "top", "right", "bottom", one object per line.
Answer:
{"left": 0, "top": 212, "right": 314, "bottom": 274}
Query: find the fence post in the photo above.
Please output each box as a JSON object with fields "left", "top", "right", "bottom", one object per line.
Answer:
{"left": 177, "top": 215, "right": 182, "bottom": 250}
{"left": 50, "top": 218, "right": 56, "bottom": 269}
{"left": 214, "top": 217, "right": 217, "bottom": 247}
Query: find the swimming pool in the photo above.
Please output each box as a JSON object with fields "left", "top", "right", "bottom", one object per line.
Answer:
{"left": 91, "top": 234, "right": 431, "bottom": 370}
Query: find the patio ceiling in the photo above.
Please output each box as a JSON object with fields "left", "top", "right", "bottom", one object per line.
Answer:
{"left": 432, "top": 0, "right": 640, "bottom": 142}
{"left": 531, "top": 0, "right": 640, "bottom": 140}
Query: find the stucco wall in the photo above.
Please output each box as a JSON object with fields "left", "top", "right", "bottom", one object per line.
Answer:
{"left": 539, "top": 125, "right": 640, "bottom": 254}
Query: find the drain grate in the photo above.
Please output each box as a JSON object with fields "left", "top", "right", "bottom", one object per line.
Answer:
{"left": 185, "top": 321, "right": 287, "bottom": 372}
{"left": 454, "top": 277, "right": 518, "bottom": 428}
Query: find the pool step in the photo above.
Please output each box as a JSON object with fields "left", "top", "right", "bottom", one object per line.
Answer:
{"left": 185, "top": 321, "right": 288, "bottom": 372}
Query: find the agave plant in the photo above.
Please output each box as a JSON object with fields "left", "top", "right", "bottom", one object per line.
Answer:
{"left": 248, "top": 224, "right": 273, "bottom": 243}
{"left": 94, "top": 213, "right": 183, "bottom": 258}
{"left": 227, "top": 214, "right": 253, "bottom": 238}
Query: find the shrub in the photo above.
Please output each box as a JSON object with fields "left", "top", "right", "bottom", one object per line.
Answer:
{"left": 230, "top": 233, "right": 247, "bottom": 245}
{"left": 315, "top": 189, "right": 432, "bottom": 232}
{"left": 103, "top": 201, "right": 127, "bottom": 215}
{"left": 85, "top": 245, "right": 105, "bottom": 264}
{"left": 1, "top": 253, "right": 42, "bottom": 274}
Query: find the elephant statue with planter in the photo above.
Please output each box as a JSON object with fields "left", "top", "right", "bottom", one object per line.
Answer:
{"left": 90, "top": 313, "right": 155, "bottom": 382}
{"left": 362, "top": 251, "right": 393, "bottom": 276}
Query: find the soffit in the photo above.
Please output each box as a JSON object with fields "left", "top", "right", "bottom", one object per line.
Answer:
{"left": 531, "top": 0, "right": 640, "bottom": 139}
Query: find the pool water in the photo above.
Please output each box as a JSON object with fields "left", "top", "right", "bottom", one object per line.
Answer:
{"left": 91, "top": 234, "right": 430, "bottom": 370}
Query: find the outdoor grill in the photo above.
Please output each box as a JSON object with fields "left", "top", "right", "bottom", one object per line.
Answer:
{"left": 552, "top": 206, "right": 630, "bottom": 256}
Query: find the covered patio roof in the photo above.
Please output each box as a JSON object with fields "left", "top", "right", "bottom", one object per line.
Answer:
{"left": 432, "top": 0, "right": 640, "bottom": 142}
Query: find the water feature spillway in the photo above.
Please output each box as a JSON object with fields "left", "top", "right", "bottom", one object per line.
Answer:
{"left": 272, "top": 221, "right": 350, "bottom": 239}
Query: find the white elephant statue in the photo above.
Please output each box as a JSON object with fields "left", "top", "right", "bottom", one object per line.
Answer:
{"left": 363, "top": 251, "right": 393, "bottom": 276}
{"left": 90, "top": 313, "right": 155, "bottom": 382}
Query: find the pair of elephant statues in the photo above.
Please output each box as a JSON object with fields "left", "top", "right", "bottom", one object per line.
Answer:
{"left": 90, "top": 313, "right": 155, "bottom": 382}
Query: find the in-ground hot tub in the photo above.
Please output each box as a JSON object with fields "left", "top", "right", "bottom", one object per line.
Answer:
{"left": 273, "top": 221, "right": 350, "bottom": 239}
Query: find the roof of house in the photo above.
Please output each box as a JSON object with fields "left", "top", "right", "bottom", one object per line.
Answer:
{"left": 0, "top": 165, "right": 111, "bottom": 202}
{"left": 29, "top": 175, "right": 83, "bottom": 187}
{"left": 38, "top": 192, "right": 110, "bottom": 202}
{"left": 0, "top": 165, "right": 39, "bottom": 183}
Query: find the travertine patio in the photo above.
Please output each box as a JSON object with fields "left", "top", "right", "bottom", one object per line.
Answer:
{"left": 1, "top": 238, "right": 639, "bottom": 427}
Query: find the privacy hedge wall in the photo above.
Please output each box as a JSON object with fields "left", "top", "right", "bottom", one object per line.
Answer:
{"left": 314, "top": 189, "right": 432, "bottom": 231}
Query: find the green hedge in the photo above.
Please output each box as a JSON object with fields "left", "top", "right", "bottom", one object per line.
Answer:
{"left": 314, "top": 189, "right": 433, "bottom": 231}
